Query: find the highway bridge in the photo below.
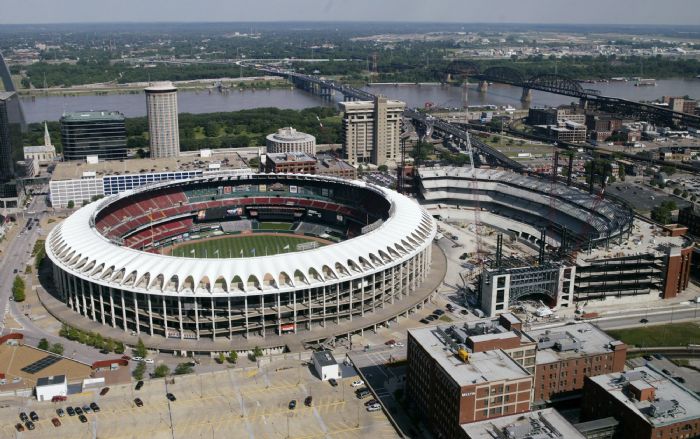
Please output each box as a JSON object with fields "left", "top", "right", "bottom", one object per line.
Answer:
{"left": 444, "top": 60, "right": 700, "bottom": 129}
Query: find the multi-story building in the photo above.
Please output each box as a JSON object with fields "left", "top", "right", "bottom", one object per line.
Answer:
{"left": 667, "top": 97, "right": 698, "bottom": 115}
{"left": 528, "top": 106, "right": 585, "bottom": 126}
{"left": 658, "top": 147, "right": 692, "bottom": 162}
{"left": 582, "top": 366, "right": 700, "bottom": 439}
{"left": 145, "top": 82, "right": 179, "bottom": 158}
{"left": 407, "top": 320, "right": 534, "bottom": 439}
{"left": 0, "top": 91, "right": 23, "bottom": 182}
{"left": 535, "top": 121, "right": 587, "bottom": 143}
{"left": 60, "top": 111, "right": 126, "bottom": 161}
{"left": 23, "top": 122, "right": 55, "bottom": 165}
{"left": 461, "top": 408, "right": 585, "bottom": 439}
{"left": 266, "top": 127, "right": 316, "bottom": 155}
{"left": 340, "top": 96, "right": 405, "bottom": 166}
{"left": 585, "top": 114, "right": 622, "bottom": 132}
{"left": 315, "top": 154, "right": 357, "bottom": 180}
{"left": 527, "top": 323, "right": 627, "bottom": 404}
{"left": 263, "top": 152, "right": 316, "bottom": 174}
{"left": 49, "top": 150, "right": 251, "bottom": 208}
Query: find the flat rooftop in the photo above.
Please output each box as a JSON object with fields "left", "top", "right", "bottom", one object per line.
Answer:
{"left": 266, "top": 151, "right": 316, "bottom": 164}
{"left": 339, "top": 99, "right": 405, "bottom": 111}
{"left": 52, "top": 152, "right": 251, "bottom": 181}
{"left": 60, "top": 110, "right": 125, "bottom": 122}
{"left": 527, "top": 322, "right": 620, "bottom": 364}
{"left": 316, "top": 154, "right": 355, "bottom": 172}
{"left": 589, "top": 365, "right": 700, "bottom": 427}
{"left": 408, "top": 326, "right": 531, "bottom": 386}
{"left": 461, "top": 408, "right": 584, "bottom": 439}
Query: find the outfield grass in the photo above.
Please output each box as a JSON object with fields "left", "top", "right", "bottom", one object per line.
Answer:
{"left": 258, "top": 222, "right": 293, "bottom": 231}
{"left": 170, "top": 234, "right": 324, "bottom": 258}
{"left": 606, "top": 322, "right": 700, "bottom": 348}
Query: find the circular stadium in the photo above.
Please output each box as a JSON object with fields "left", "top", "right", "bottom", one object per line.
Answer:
{"left": 45, "top": 174, "right": 436, "bottom": 342}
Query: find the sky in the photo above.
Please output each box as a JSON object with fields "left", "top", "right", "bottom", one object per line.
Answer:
{"left": 0, "top": 0, "right": 698, "bottom": 25}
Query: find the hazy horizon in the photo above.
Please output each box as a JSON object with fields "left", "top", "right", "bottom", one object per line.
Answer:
{"left": 0, "top": 0, "right": 698, "bottom": 26}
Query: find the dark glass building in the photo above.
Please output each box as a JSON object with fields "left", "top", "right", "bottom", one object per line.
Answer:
{"left": 0, "top": 92, "right": 24, "bottom": 182}
{"left": 60, "top": 111, "right": 127, "bottom": 161}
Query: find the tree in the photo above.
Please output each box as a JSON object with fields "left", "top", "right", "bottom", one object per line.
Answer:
{"left": 661, "top": 165, "right": 677, "bottom": 176}
{"left": 134, "top": 338, "right": 147, "bottom": 358}
{"left": 377, "top": 164, "right": 388, "bottom": 173}
{"left": 252, "top": 346, "right": 263, "bottom": 358}
{"left": 651, "top": 200, "right": 677, "bottom": 225}
{"left": 104, "top": 339, "right": 116, "bottom": 353}
{"left": 114, "top": 341, "right": 125, "bottom": 354}
{"left": 154, "top": 364, "right": 170, "bottom": 378}
{"left": 66, "top": 200, "right": 75, "bottom": 209}
{"left": 673, "top": 188, "right": 682, "bottom": 196}
{"left": 133, "top": 362, "right": 146, "bottom": 380}
{"left": 38, "top": 338, "right": 49, "bottom": 350}
{"left": 12, "top": 276, "right": 25, "bottom": 302}
{"left": 218, "top": 352, "right": 225, "bottom": 364}
{"left": 174, "top": 362, "right": 193, "bottom": 375}
{"left": 49, "top": 343, "right": 64, "bottom": 356}
{"left": 228, "top": 350, "right": 238, "bottom": 364}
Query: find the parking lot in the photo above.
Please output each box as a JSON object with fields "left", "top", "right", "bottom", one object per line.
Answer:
{"left": 0, "top": 359, "right": 399, "bottom": 438}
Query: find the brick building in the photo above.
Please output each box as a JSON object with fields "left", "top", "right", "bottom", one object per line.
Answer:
{"left": 407, "top": 321, "right": 533, "bottom": 439}
{"left": 461, "top": 408, "right": 585, "bottom": 439}
{"left": 263, "top": 152, "right": 316, "bottom": 174}
{"left": 315, "top": 153, "right": 357, "bottom": 180}
{"left": 678, "top": 204, "right": 700, "bottom": 237}
{"left": 527, "top": 323, "right": 627, "bottom": 403}
{"left": 582, "top": 366, "right": 700, "bottom": 439}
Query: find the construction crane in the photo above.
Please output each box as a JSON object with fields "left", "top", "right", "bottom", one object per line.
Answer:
{"left": 464, "top": 131, "right": 484, "bottom": 268}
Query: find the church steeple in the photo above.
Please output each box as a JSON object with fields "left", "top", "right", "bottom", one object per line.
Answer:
{"left": 44, "top": 122, "right": 52, "bottom": 147}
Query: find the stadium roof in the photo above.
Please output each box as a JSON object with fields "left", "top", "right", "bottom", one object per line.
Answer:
{"left": 47, "top": 174, "right": 435, "bottom": 296}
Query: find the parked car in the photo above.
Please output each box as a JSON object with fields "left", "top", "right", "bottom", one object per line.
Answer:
{"left": 90, "top": 402, "right": 100, "bottom": 413}
{"left": 52, "top": 417, "right": 61, "bottom": 427}
{"left": 640, "top": 318, "right": 649, "bottom": 324}
{"left": 135, "top": 380, "right": 144, "bottom": 391}
{"left": 356, "top": 388, "right": 371, "bottom": 399}
{"left": 51, "top": 395, "right": 67, "bottom": 402}
{"left": 643, "top": 355, "right": 654, "bottom": 361}
{"left": 425, "top": 315, "right": 437, "bottom": 321}
{"left": 288, "top": 400, "right": 297, "bottom": 410}
{"left": 56, "top": 408, "right": 65, "bottom": 417}
{"left": 100, "top": 387, "right": 110, "bottom": 396}
{"left": 364, "top": 399, "right": 379, "bottom": 407}
{"left": 304, "top": 396, "right": 313, "bottom": 407}
{"left": 674, "top": 376, "right": 686, "bottom": 384}
{"left": 25, "top": 421, "right": 35, "bottom": 430}
{"left": 75, "top": 407, "right": 83, "bottom": 416}
{"left": 19, "top": 412, "right": 29, "bottom": 422}
{"left": 351, "top": 380, "right": 365, "bottom": 387}
{"left": 15, "top": 423, "right": 24, "bottom": 432}
{"left": 366, "top": 404, "right": 381, "bottom": 412}
{"left": 166, "top": 393, "right": 176, "bottom": 402}
{"left": 134, "top": 398, "right": 144, "bottom": 407}
{"left": 328, "top": 378, "right": 338, "bottom": 387}
{"left": 29, "top": 411, "right": 39, "bottom": 421}
{"left": 419, "top": 318, "right": 429, "bottom": 324}
{"left": 79, "top": 415, "right": 88, "bottom": 423}
{"left": 433, "top": 309, "right": 445, "bottom": 316}
{"left": 131, "top": 356, "right": 143, "bottom": 362}
{"left": 460, "top": 309, "right": 469, "bottom": 315}
{"left": 384, "top": 339, "right": 396, "bottom": 346}
{"left": 66, "top": 407, "right": 76, "bottom": 416}
{"left": 144, "top": 358, "right": 155, "bottom": 364}
{"left": 394, "top": 341, "right": 404, "bottom": 347}
{"left": 653, "top": 354, "right": 663, "bottom": 360}
{"left": 82, "top": 405, "right": 92, "bottom": 414}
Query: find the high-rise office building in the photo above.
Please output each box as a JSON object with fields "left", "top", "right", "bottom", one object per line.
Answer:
{"left": 145, "top": 82, "right": 179, "bottom": 158}
{"left": 340, "top": 96, "right": 405, "bottom": 167}
{"left": 0, "top": 92, "right": 24, "bottom": 182}
{"left": 60, "top": 111, "right": 127, "bottom": 162}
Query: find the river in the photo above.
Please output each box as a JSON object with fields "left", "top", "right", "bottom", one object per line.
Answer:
{"left": 19, "top": 78, "right": 700, "bottom": 123}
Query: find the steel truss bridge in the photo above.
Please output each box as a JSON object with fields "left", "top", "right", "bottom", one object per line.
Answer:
{"left": 443, "top": 60, "right": 700, "bottom": 129}
{"left": 250, "top": 63, "right": 525, "bottom": 170}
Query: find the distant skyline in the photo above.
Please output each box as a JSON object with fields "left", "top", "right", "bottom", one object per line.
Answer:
{"left": 0, "top": 0, "right": 698, "bottom": 26}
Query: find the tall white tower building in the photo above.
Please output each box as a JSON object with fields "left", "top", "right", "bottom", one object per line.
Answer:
{"left": 145, "top": 82, "right": 179, "bottom": 158}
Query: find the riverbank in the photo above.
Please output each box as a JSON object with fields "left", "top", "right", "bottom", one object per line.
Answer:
{"left": 15, "top": 76, "right": 291, "bottom": 97}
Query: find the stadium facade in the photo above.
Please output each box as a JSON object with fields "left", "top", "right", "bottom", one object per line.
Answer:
{"left": 46, "top": 174, "right": 436, "bottom": 342}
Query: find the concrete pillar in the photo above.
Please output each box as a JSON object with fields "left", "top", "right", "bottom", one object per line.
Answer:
{"left": 228, "top": 297, "right": 232, "bottom": 340}
{"left": 293, "top": 291, "right": 298, "bottom": 334}
{"left": 178, "top": 297, "right": 184, "bottom": 340}
{"left": 277, "top": 293, "right": 281, "bottom": 336}
{"left": 88, "top": 282, "right": 96, "bottom": 321}
{"left": 98, "top": 285, "right": 106, "bottom": 325}
{"left": 322, "top": 285, "right": 327, "bottom": 327}
{"left": 147, "top": 295, "right": 154, "bottom": 336}
{"left": 211, "top": 297, "right": 216, "bottom": 341}
{"left": 261, "top": 294, "right": 265, "bottom": 338}
{"left": 162, "top": 296, "right": 169, "bottom": 338}
{"left": 336, "top": 283, "right": 340, "bottom": 324}
{"left": 133, "top": 293, "right": 140, "bottom": 334}
{"left": 193, "top": 297, "right": 200, "bottom": 340}
{"left": 244, "top": 294, "right": 249, "bottom": 339}
{"left": 109, "top": 288, "right": 116, "bottom": 328}
{"left": 120, "top": 291, "right": 128, "bottom": 332}
{"left": 521, "top": 87, "right": 532, "bottom": 103}
{"left": 478, "top": 80, "right": 488, "bottom": 93}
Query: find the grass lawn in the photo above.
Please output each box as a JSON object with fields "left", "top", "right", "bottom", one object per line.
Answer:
{"left": 606, "top": 322, "right": 700, "bottom": 348}
{"left": 258, "top": 222, "right": 293, "bottom": 231}
{"left": 170, "top": 234, "right": 324, "bottom": 258}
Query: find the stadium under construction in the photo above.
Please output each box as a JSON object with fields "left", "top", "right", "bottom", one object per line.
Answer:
{"left": 417, "top": 167, "right": 694, "bottom": 317}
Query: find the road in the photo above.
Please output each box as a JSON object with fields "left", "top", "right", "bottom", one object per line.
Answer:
{"left": 0, "top": 196, "right": 112, "bottom": 365}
